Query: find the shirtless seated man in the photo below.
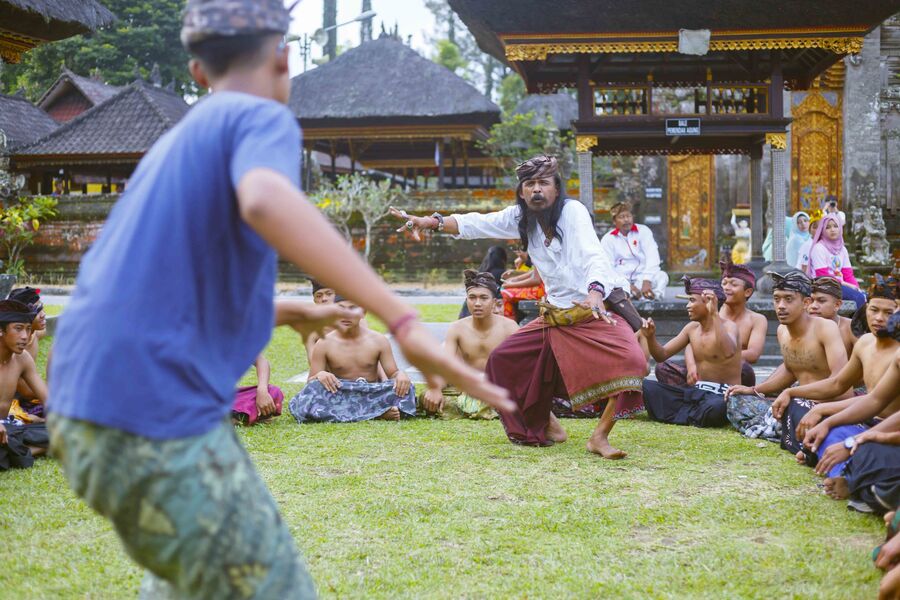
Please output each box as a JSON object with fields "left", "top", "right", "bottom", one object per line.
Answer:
{"left": 288, "top": 295, "right": 414, "bottom": 423}
{"left": 802, "top": 312, "right": 900, "bottom": 509}
{"left": 640, "top": 277, "right": 740, "bottom": 427}
{"left": 302, "top": 278, "right": 385, "bottom": 379}
{"left": 725, "top": 271, "right": 849, "bottom": 446}
{"left": 771, "top": 275, "right": 899, "bottom": 465}
{"left": 0, "top": 300, "right": 50, "bottom": 471}
{"left": 808, "top": 276, "right": 857, "bottom": 358}
{"left": 6, "top": 287, "right": 48, "bottom": 424}
{"left": 655, "top": 259, "right": 765, "bottom": 388}
{"left": 421, "top": 270, "right": 518, "bottom": 419}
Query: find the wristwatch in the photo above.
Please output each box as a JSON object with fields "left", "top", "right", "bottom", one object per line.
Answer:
{"left": 843, "top": 436, "right": 857, "bottom": 450}
{"left": 430, "top": 212, "right": 445, "bottom": 232}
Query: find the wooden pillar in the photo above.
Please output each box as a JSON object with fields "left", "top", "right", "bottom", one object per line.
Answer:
{"left": 436, "top": 140, "right": 445, "bottom": 190}
{"left": 749, "top": 143, "right": 764, "bottom": 265}
{"left": 450, "top": 140, "right": 458, "bottom": 189}
{"left": 463, "top": 149, "right": 470, "bottom": 189}
{"left": 577, "top": 55, "right": 592, "bottom": 121}
{"left": 329, "top": 142, "right": 337, "bottom": 182}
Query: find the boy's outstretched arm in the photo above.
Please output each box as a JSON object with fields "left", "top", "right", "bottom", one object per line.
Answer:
{"left": 238, "top": 169, "right": 514, "bottom": 414}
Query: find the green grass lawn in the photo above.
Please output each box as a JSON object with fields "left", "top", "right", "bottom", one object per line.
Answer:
{"left": 0, "top": 304, "right": 886, "bottom": 598}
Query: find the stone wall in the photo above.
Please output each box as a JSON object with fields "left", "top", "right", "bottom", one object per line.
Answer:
{"left": 844, "top": 30, "right": 885, "bottom": 210}
{"left": 22, "top": 190, "right": 614, "bottom": 283}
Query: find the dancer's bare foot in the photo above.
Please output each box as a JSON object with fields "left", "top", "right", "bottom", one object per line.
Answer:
{"left": 376, "top": 406, "right": 400, "bottom": 421}
{"left": 795, "top": 451, "right": 806, "bottom": 465}
{"left": 546, "top": 413, "right": 568, "bottom": 443}
{"left": 586, "top": 433, "right": 627, "bottom": 459}
{"left": 823, "top": 476, "right": 850, "bottom": 500}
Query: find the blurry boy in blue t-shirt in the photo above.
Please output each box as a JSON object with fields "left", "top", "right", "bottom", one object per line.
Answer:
{"left": 47, "top": 1, "right": 511, "bottom": 598}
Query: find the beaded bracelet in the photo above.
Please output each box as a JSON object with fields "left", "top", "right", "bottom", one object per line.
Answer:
{"left": 388, "top": 311, "right": 419, "bottom": 340}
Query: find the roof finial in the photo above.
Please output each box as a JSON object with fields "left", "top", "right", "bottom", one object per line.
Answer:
{"left": 149, "top": 63, "right": 162, "bottom": 87}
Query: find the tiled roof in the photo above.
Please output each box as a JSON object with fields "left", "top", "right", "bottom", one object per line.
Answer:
{"left": 513, "top": 93, "right": 578, "bottom": 130}
{"left": 13, "top": 81, "right": 190, "bottom": 157}
{"left": 38, "top": 68, "right": 122, "bottom": 112}
{"left": 290, "top": 36, "right": 500, "bottom": 121}
{"left": 0, "top": 92, "right": 58, "bottom": 149}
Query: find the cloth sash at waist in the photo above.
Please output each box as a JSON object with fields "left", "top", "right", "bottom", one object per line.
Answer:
{"left": 537, "top": 301, "right": 595, "bottom": 328}
{"left": 694, "top": 381, "right": 729, "bottom": 395}
{"left": 519, "top": 303, "right": 645, "bottom": 408}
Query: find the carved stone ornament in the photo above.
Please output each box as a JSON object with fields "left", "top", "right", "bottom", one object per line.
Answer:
{"left": 859, "top": 205, "right": 891, "bottom": 265}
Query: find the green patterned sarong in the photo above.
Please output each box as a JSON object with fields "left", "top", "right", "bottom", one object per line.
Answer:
{"left": 419, "top": 387, "right": 497, "bottom": 420}
{"left": 48, "top": 415, "right": 316, "bottom": 599}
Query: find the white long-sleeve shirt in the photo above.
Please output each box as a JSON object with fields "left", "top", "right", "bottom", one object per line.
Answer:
{"left": 452, "top": 200, "right": 619, "bottom": 308}
{"left": 598, "top": 223, "right": 663, "bottom": 287}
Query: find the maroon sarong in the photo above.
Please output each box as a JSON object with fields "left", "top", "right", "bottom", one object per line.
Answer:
{"left": 232, "top": 384, "right": 284, "bottom": 425}
{"left": 486, "top": 313, "right": 646, "bottom": 446}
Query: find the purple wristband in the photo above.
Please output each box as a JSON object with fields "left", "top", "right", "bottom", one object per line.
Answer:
{"left": 588, "top": 281, "right": 605, "bottom": 296}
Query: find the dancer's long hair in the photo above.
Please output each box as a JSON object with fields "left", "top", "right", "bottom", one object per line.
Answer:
{"left": 516, "top": 174, "right": 565, "bottom": 252}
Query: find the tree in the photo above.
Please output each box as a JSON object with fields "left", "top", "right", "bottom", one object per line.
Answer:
{"left": 0, "top": 196, "right": 58, "bottom": 276}
{"left": 311, "top": 181, "right": 355, "bottom": 242}
{"left": 478, "top": 113, "right": 575, "bottom": 182}
{"left": 424, "top": 0, "right": 506, "bottom": 99}
{"left": 1, "top": 0, "right": 192, "bottom": 100}
{"left": 433, "top": 40, "right": 467, "bottom": 77}
{"left": 498, "top": 73, "right": 526, "bottom": 116}
{"left": 357, "top": 177, "right": 405, "bottom": 265}
{"left": 323, "top": 0, "right": 337, "bottom": 61}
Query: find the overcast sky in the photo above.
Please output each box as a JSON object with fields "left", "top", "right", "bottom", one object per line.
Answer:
{"left": 284, "top": 0, "right": 437, "bottom": 76}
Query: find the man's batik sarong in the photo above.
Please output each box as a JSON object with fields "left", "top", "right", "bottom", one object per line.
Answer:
{"left": 289, "top": 379, "right": 416, "bottom": 424}
{"left": 418, "top": 386, "right": 496, "bottom": 420}
{"left": 0, "top": 420, "right": 48, "bottom": 470}
{"left": 655, "top": 359, "right": 756, "bottom": 388}
{"left": 232, "top": 384, "right": 284, "bottom": 426}
{"left": 8, "top": 394, "right": 45, "bottom": 424}
{"left": 781, "top": 397, "right": 815, "bottom": 456}
{"left": 486, "top": 312, "right": 645, "bottom": 446}
{"left": 844, "top": 442, "right": 900, "bottom": 513}
{"left": 642, "top": 380, "right": 728, "bottom": 428}
{"left": 48, "top": 415, "right": 316, "bottom": 599}
{"left": 726, "top": 394, "right": 782, "bottom": 442}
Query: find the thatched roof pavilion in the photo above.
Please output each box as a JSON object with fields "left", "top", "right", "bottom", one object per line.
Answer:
{"left": 289, "top": 36, "right": 501, "bottom": 188}
{"left": 0, "top": 0, "right": 115, "bottom": 63}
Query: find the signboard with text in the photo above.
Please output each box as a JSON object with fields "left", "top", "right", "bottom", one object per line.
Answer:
{"left": 665, "top": 118, "right": 701, "bottom": 136}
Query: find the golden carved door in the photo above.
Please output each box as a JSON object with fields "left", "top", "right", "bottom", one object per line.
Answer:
{"left": 791, "top": 89, "right": 843, "bottom": 213}
{"left": 667, "top": 155, "right": 715, "bottom": 272}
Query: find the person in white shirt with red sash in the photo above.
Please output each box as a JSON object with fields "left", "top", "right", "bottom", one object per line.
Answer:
{"left": 599, "top": 202, "right": 669, "bottom": 301}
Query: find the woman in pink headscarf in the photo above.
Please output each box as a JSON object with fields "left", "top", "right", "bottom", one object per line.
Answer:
{"left": 806, "top": 213, "right": 867, "bottom": 308}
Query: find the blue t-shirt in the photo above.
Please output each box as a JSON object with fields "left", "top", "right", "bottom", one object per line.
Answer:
{"left": 49, "top": 92, "right": 301, "bottom": 439}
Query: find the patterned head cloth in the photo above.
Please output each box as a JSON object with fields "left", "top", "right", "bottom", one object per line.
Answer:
{"left": 610, "top": 202, "right": 633, "bottom": 218}
{"left": 463, "top": 269, "right": 499, "bottom": 295}
{"left": 515, "top": 155, "right": 559, "bottom": 182}
{"left": 719, "top": 257, "right": 756, "bottom": 289}
{"left": 878, "top": 311, "right": 900, "bottom": 340}
{"left": 181, "top": 0, "right": 297, "bottom": 47}
{"left": 309, "top": 278, "right": 327, "bottom": 294}
{"left": 682, "top": 275, "right": 726, "bottom": 303}
{"left": 811, "top": 276, "right": 843, "bottom": 299}
{"left": 868, "top": 273, "right": 899, "bottom": 301}
{"left": 7, "top": 286, "right": 41, "bottom": 310}
{"left": 771, "top": 271, "right": 812, "bottom": 297}
{"left": 0, "top": 299, "right": 37, "bottom": 324}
